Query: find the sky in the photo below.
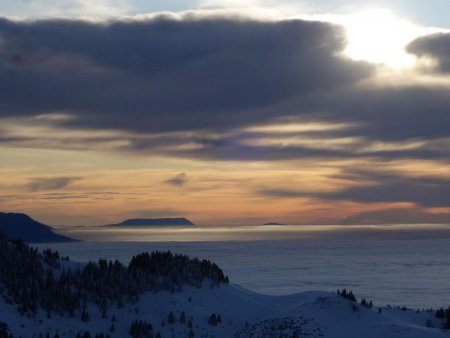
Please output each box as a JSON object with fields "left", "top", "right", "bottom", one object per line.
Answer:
{"left": 1, "top": 0, "right": 450, "bottom": 226}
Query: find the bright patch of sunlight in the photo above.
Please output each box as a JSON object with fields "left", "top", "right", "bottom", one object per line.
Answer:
{"left": 299, "top": 10, "right": 445, "bottom": 69}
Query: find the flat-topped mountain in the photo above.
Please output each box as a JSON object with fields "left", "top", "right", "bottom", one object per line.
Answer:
{"left": 105, "top": 217, "right": 195, "bottom": 227}
{"left": 0, "top": 212, "right": 76, "bottom": 243}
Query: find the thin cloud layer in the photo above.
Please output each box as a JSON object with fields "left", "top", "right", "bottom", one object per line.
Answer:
{"left": 259, "top": 169, "right": 450, "bottom": 208}
{"left": 25, "top": 176, "right": 82, "bottom": 192}
{"left": 324, "top": 175, "right": 450, "bottom": 208}
{"left": 165, "top": 173, "right": 188, "bottom": 187}
{"left": 339, "top": 207, "right": 450, "bottom": 225}
{"left": 0, "top": 0, "right": 129, "bottom": 19}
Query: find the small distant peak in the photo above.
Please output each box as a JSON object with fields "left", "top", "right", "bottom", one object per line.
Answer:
{"left": 262, "top": 222, "right": 286, "bottom": 226}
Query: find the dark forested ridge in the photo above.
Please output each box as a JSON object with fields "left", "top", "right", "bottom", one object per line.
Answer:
{"left": 0, "top": 233, "right": 229, "bottom": 321}
{"left": 0, "top": 212, "right": 76, "bottom": 243}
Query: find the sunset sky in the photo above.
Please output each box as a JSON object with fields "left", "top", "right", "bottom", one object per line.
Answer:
{"left": 1, "top": 0, "right": 450, "bottom": 226}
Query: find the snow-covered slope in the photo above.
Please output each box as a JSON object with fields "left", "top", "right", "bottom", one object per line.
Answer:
{"left": 0, "top": 282, "right": 447, "bottom": 338}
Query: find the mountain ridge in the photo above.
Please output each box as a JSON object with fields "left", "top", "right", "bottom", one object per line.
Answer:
{"left": 0, "top": 212, "right": 77, "bottom": 243}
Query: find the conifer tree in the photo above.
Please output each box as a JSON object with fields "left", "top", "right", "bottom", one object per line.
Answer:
{"left": 168, "top": 311, "right": 176, "bottom": 324}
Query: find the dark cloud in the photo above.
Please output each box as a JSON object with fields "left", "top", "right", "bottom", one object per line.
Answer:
{"left": 259, "top": 169, "right": 450, "bottom": 208}
{"left": 117, "top": 126, "right": 450, "bottom": 162}
{"left": 325, "top": 176, "right": 450, "bottom": 208}
{"left": 0, "top": 16, "right": 370, "bottom": 133}
{"left": 0, "top": 16, "right": 449, "bottom": 166}
{"left": 320, "top": 86, "right": 450, "bottom": 142}
{"left": 26, "top": 176, "right": 82, "bottom": 192}
{"left": 407, "top": 33, "right": 450, "bottom": 73}
{"left": 124, "top": 135, "right": 351, "bottom": 161}
{"left": 165, "top": 173, "right": 188, "bottom": 187}
{"left": 259, "top": 189, "right": 307, "bottom": 199}
{"left": 339, "top": 208, "right": 450, "bottom": 225}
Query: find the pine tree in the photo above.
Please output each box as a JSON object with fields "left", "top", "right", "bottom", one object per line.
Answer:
{"left": 208, "top": 313, "right": 218, "bottom": 326}
{"left": 168, "top": 311, "right": 176, "bottom": 324}
{"left": 0, "top": 233, "right": 230, "bottom": 329}
{"left": 81, "top": 309, "right": 90, "bottom": 322}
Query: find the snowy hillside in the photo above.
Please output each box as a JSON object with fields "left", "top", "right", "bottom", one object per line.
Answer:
{"left": 1, "top": 283, "right": 449, "bottom": 338}
{"left": 1, "top": 235, "right": 450, "bottom": 338}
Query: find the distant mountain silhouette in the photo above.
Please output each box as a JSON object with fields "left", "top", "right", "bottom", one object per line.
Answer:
{"left": 0, "top": 212, "right": 76, "bottom": 243}
{"left": 105, "top": 217, "right": 195, "bottom": 227}
{"left": 262, "top": 222, "right": 286, "bottom": 226}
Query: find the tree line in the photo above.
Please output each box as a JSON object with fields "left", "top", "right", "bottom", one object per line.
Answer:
{"left": 0, "top": 233, "right": 229, "bottom": 321}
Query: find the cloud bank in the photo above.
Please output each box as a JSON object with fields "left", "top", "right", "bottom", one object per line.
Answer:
{"left": 260, "top": 169, "right": 450, "bottom": 208}
{"left": 0, "top": 15, "right": 369, "bottom": 132}
{"left": 0, "top": 14, "right": 448, "bottom": 164}
{"left": 1, "top": 13, "right": 450, "bottom": 224}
